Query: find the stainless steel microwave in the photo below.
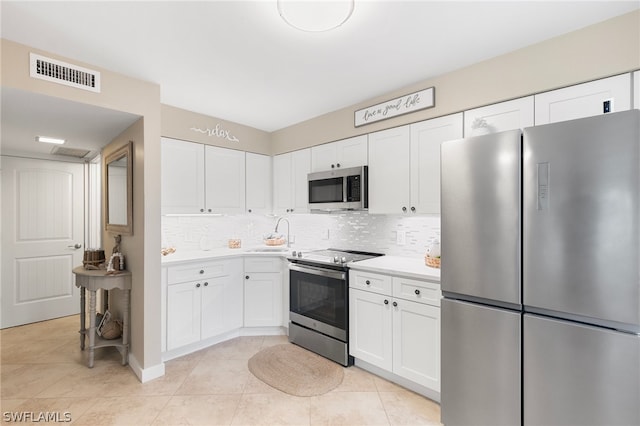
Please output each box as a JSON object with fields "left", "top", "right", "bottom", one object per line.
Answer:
{"left": 308, "top": 166, "right": 368, "bottom": 211}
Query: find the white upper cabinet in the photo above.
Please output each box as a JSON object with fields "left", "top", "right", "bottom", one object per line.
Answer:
{"left": 161, "top": 137, "right": 246, "bottom": 214}
{"left": 463, "top": 96, "right": 534, "bottom": 136}
{"left": 204, "top": 145, "right": 246, "bottom": 214}
{"left": 368, "top": 113, "right": 463, "bottom": 215}
{"left": 245, "top": 152, "right": 272, "bottom": 214}
{"left": 634, "top": 71, "right": 639, "bottom": 110}
{"left": 534, "top": 74, "right": 631, "bottom": 125}
{"left": 161, "top": 137, "right": 205, "bottom": 214}
{"left": 273, "top": 148, "right": 311, "bottom": 215}
{"left": 311, "top": 135, "right": 368, "bottom": 172}
{"left": 368, "top": 125, "right": 411, "bottom": 215}
{"left": 410, "top": 113, "right": 463, "bottom": 214}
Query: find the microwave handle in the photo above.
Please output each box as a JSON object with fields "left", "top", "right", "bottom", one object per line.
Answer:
{"left": 289, "top": 263, "right": 346, "bottom": 281}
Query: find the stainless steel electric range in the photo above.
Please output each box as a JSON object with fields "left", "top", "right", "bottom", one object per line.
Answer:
{"left": 287, "top": 249, "right": 383, "bottom": 366}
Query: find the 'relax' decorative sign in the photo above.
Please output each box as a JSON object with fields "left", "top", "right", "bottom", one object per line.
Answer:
{"left": 190, "top": 124, "right": 240, "bottom": 143}
{"left": 354, "top": 87, "right": 435, "bottom": 127}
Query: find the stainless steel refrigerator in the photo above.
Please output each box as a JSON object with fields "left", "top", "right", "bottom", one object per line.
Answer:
{"left": 440, "top": 110, "right": 640, "bottom": 426}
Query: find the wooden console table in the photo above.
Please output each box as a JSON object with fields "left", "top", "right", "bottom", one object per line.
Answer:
{"left": 72, "top": 266, "right": 131, "bottom": 368}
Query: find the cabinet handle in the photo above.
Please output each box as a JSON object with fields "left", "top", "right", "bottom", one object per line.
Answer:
{"left": 384, "top": 299, "right": 389, "bottom": 305}
{"left": 392, "top": 301, "right": 398, "bottom": 307}
{"left": 204, "top": 282, "right": 209, "bottom": 287}
{"left": 415, "top": 289, "right": 420, "bottom": 295}
{"left": 199, "top": 270, "right": 204, "bottom": 274}
{"left": 200, "top": 208, "right": 204, "bottom": 212}
{"left": 248, "top": 209, "right": 252, "bottom": 213}
{"left": 365, "top": 280, "right": 371, "bottom": 285}
{"left": 290, "top": 208, "right": 294, "bottom": 212}
{"left": 208, "top": 209, "right": 212, "bottom": 213}
{"left": 331, "top": 164, "right": 335, "bottom": 169}
{"left": 245, "top": 275, "right": 250, "bottom": 279}
{"left": 286, "top": 209, "right": 290, "bottom": 213}
{"left": 336, "top": 163, "right": 341, "bottom": 168}
{"left": 402, "top": 206, "right": 407, "bottom": 212}
{"left": 196, "top": 283, "right": 201, "bottom": 288}
{"left": 411, "top": 206, "right": 416, "bottom": 212}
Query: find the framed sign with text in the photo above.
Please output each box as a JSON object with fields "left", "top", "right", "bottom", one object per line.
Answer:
{"left": 354, "top": 87, "right": 435, "bottom": 127}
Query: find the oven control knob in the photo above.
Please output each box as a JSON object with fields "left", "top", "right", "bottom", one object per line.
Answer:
{"left": 291, "top": 251, "right": 297, "bottom": 257}
{"left": 341, "top": 257, "right": 347, "bottom": 263}
{"left": 333, "top": 256, "right": 339, "bottom": 263}
{"left": 297, "top": 251, "right": 303, "bottom": 258}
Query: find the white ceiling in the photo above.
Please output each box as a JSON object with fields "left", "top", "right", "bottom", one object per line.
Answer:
{"left": 1, "top": 1, "right": 638, "bottom": 158}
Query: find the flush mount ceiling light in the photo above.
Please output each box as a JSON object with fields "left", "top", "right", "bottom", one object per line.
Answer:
{"left": 277, "top": 0, "right": 355, "bottom": 32}
{"left": 36, "top": 136, "right": 65, "bottom": 145}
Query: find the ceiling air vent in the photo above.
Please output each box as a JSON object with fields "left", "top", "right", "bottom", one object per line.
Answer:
{"left": 51, "top": 146, "right": 92, "bottom": 159}
{"left": 30, "top": 53, "right": 101, "bottom": 93}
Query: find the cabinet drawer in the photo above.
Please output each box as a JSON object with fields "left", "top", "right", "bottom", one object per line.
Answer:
{"left": 393, "top": 276, "right": 441, "bottom": 307}
{"left": 168, "top": 260, "right": 229, "bottom": 284}
{"left": 244, "top": 256, "right": 282, "bottom": 273}
{"left": 350, "top": 270, "right": 392, "bottom": 295}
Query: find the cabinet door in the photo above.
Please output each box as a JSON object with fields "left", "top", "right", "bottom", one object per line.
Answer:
{"left": 335, "top": 135, "right": 368, "bottom": 169}
{"left": 534, "top": 74, "right": 631, "bottom": 125}
{"left": 201, "top": 275, "right": 243, "bottom": 339}
{"left": 349, "top": 288, "right": 392, "bottom": 370}
{"left": 393, "top": 299, "right": 440, "bottom": 391}
{"left": 246, "top": 152, "right": 272, "bottom": 214}
{"left": 244, "top": 272, "right": 283, "bottom": 327}
{"left": 367, "top": 125, "right": 411, "bottom": 214}
{"left": 272, "top": 153, "right": 293, "bottom": 215}
{"left": 310, "top": 143, "right": 337, "bottom": 172}
{"left": 205, "top": 146, "right": 246, "bottom": 214}
{"left": 464, "top": 97, "right": 534, "bottom": 136}
{"left": 291, "top": 148, "right": 311, "bottom": 213}
{"left": 410, "top": 113, "right": 463, "bottom": 214}
{"left": 167, "top": 281, "right": 201, "bottom": 350}
{"left": 161, "top": 138, "right": 205, "bottom": 214}
{"left": 634, "top": 71, "right": 639, "bottom": 110}
{"left": 349, "top": 270, "right": 392, "bottom": 295}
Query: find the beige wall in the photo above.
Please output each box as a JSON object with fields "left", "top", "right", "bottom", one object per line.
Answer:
{"left": 161, "top": 104, "right": 272, "bottom": 155}
{"left": 1, "top": 39, "right": 163, "bottom": 373}
{"left": 101, "top": 119, "right": 145, "bottom": 369}
{"left": 271, "top": 10, "right": 640, "bottom": 154}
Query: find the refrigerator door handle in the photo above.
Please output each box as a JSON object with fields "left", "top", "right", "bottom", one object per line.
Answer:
{"left": 537, "top": 162, "right": 550, "bottom": 211}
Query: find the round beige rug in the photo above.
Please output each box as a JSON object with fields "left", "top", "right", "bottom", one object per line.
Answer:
{"left": 248, "top": 343, "right": 344, "bottom": 397}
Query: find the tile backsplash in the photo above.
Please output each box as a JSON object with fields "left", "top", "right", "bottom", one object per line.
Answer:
{"left": 162, "top": 212, "right": 440, "bottom": 258}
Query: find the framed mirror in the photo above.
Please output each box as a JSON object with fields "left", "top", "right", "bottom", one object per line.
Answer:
{"left": 104, "top": 141, "right": 133, "bottom": 235}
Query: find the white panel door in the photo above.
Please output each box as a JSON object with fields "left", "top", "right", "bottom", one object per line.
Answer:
{"left": 393, "top": 299, "right": 441, "bottom": 391}
{"left": 272, "top": 153, "right": 293, "bottom": 215}
{"left": 310, "top": 143, "right": 336, "bottom": 172}
{"left": 205, "top": 145, "right": 245, "bottom": 214}
{"left": 166, "top": 281, "right": 201, "bottom": 350}
{"left": 335, "top": 135, "right": 368, "bottom": 169}
{"left": 245, "top": 152, "right": 272, "bottom": 214}
{"left": 244, "top": 272, "right": 282, "bottom": 327}
{"left": 464, "top": 96, "right": 534, "bottom": 136}
{"left": 534, "top": 74, "right": 631, "bottom": 125}
{"left": 1, "top": 157, "right": 84, "bottom": 328}
{"left": 349, "top": 288, "right": 393, "bottom": 370}
{"left": 291, "top": 148, "right": 311, "bottom": 213}
{"left": 410, "top": 113, "right": 463, "bottom": 214}
{"left": 367, "top": 125, "right": 411, "bottom": 214}
{"left": 161, "top": 137, "right": 205, "bottom": 214}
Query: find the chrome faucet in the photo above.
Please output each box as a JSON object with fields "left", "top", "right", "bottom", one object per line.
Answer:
{"left": 275, "top": 217, "right": 291, "bottom": 248}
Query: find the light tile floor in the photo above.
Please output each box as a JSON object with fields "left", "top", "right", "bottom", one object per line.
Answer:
{"left": 0, "top": 315, "right": 441, "bottom": 425}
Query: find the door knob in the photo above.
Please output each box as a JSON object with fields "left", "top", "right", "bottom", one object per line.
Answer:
{"left": 68, "top": 243, "right": 82, "bottom": 249}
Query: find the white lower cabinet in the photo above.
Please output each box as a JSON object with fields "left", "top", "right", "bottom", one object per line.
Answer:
{"left": 166, "top": 258, "right": 243, "bottom": 351}
{"left": 244, "top": 257, "right": 283, "bottom": 327}
{"left": 349, "top": 270, "right": 441, "bottom": 393}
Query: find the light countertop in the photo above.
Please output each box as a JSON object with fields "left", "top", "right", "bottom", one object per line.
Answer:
{"left": 161, "top": 246, "right": 291, "bottom": 265}
{"left": 349, "top": 255, "right": 440, "bottom": 282}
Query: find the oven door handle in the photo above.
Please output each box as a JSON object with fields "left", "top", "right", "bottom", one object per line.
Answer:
{"left": 289, "top": 263, "right": 346, "bottom": 280}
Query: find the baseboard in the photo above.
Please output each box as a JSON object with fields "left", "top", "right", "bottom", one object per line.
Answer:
{"left": 128, "top": 353, "right": 165, "bottom": 383}
{"left": 354, "top": 358, "right": 441, "bottom": 403}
